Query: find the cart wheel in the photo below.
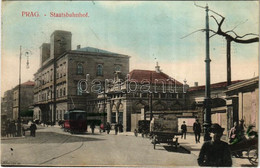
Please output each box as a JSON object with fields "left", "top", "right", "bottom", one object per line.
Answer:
{"left": 248, "top": 146, "right": 258, "bottom": 166}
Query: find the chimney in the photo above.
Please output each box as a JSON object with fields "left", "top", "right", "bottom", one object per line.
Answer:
{"left": 40, "top": 43, "right": 50, "bottom": 67}
{"left": 77, "top": 45, "right": 81, "bottom": 49}
{"left": 194, "top": 82, "right": 198, "bottom": 87}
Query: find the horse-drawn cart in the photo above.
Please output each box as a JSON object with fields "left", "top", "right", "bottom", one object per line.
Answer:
{"left": 152, "top": 131, "right": 182, "bottom": 149}
{"left": 229, "top": 137, "right": 258, "bottom": 166}
{"left": 151, "top": 114, "right": 182, "bottom": 149}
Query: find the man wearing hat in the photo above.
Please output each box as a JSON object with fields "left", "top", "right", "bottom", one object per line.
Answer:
{"left": 193, "top": 119, "right": 201, "bottom": 143}
{"left": 197, "top": 123, "right": 232, "bottom": 167}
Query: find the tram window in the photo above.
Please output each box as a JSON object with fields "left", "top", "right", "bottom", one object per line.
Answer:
{"left": 64, "top": 113, "right": 69, "bottom": 120}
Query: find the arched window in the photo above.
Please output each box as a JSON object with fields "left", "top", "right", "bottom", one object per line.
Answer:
{"left": 77, "top": 63, "right": 83, "bottom": 74}
{"left": 97, "top": 64, "right": 103, "bottom": 76}
{"left": 115, "top": 65, "right": 121, "bottom": 72}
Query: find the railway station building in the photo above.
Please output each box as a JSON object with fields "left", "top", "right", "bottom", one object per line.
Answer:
{"left": 33, "top": 30, "right": 130, "bottom": 125}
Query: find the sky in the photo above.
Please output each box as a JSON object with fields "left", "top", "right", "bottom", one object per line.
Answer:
{"left": 1, "top": 1, "right": 259, "bottom": 96}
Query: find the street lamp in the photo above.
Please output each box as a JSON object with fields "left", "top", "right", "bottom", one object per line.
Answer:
{"left": 18, "top": 46, "right": 31, "bottom": 136}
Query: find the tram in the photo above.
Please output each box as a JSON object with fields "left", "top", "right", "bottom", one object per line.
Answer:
{"left": 63, "top": 109, "right": 87, "bottom": 133}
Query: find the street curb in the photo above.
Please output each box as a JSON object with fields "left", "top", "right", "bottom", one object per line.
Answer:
{"left": 1, "top": 136, "right": 26, "bottom": 140}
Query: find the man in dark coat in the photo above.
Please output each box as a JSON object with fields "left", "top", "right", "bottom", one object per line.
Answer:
{"left": 106, "top": 122, "right": 111, "bottom": 134}
{"left": 30, "top": 122, "right": 37, "bottom": 137}
{"left": 181, "top": 121, "right": 187, "bottom": 139}
{"left": 115, "top": 123, "right": 119, "bottom": 135}
{"left": 193, "top": 119, "right": 201, "bottom": 143}
{"left": 197, "top": 123, "right": 232, "bottom": 167}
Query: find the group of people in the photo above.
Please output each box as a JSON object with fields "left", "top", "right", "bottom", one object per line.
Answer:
{"left": 5, "top": 120, "right": 17, "bottom": 137}
{"left": 90, "top": 122, "right": 123, "bottom": 135}
{"left": 180, "top": 119, "right": 201, "bottom": 143}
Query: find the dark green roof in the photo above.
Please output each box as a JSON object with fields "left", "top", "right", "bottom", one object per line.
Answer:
{"left": 74, "top": 47, "right": 118, "bottom": 55}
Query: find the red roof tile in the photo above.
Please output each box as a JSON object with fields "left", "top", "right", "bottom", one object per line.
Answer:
{"left": 22, "top": 80, "right": 35, "bottom": 86}
{"left": 128, "top": 69, "right": 183, "bottom": 85}
{"left": 188, "top": 80, "right": 243, "bottom": 92}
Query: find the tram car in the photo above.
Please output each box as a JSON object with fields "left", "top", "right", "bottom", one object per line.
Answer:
{"left": 63, "top": 109, "right": 87, "bottom": 133}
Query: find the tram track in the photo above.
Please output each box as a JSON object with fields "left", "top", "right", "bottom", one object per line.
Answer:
{"left": 39, "top": 139, "right": 84, "bottom": 165}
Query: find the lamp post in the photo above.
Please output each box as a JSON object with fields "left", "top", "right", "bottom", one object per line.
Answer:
{"left": 18, "top": 46, "right": 31, "bottom": 137}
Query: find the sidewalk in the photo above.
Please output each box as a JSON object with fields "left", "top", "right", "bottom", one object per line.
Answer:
{"left": 117, "top": 131, "right": 254, "bottom": 167}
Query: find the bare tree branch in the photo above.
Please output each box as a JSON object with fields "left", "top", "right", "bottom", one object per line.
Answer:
{"left": 211, "top": 15, "right": 220, "bottom": 26}
{"left": 194, "top": 2, "right": 206, "bottom": 9}
{"left": 210, "top": 34, "right": 217, "bottom": 38}
{"left": 208, "top": 9, "right": 225, "bottom": 18}
{"left": 235, "top": 33, "right": 259, "bottom": 39}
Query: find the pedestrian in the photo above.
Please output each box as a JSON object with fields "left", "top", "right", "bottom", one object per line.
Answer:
{"left": 10, "top": 121, "right": 16, "bottom": 137}
{"left": 119, "top": 122, "right": 123, "bottom": 133}
{"left": 6, "top": 120, "right": 11, "bottom": 137}
{"left": 237, "top": 119, "right": 245, "bottom": 136}
{"left": 181, "top": 121, "right": 187, "bottom": 139}
{"left": 22, "top": 126, "right": 26, "bottom": 136}
{"left": 150, "top": 117, "right": 155, "bottom": 133}
{"left": 193, "top": 119, "right": 201, "bottom": 143}
{"left": 229, "top": 121, "right": 238, "bottom": 144}
{"left": 100, "top": 123, "right": 104, "bottom": 133}
{"left": 134, "top": 129, "right": 138, "bottom": 137}
{"left": 90, "top": 122, "right": 95, "bottom": 134}
{"left": 30, "top": 122, "right": 37, "bottom": 137}
{"left": 197, "top": 123, "right": 232, "bottom": 167}
{"left": 115, "top": 123, "right": 118, "bottom": 135}
{"left": 106, "top": 122, "right": 111, "bottom": 134}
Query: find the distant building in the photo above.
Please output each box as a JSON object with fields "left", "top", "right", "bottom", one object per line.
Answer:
{"left": 186, "top": 80, "right": 243, "bottom": 135}
{"left": 226, "top": 77, "right": 259, "bottom": 131}
{"left": 12, "top": 81, "right": 35, "bottom": 121}
{"left": 1, "top": 90, "right": 13, "bottom": 120}
{"left": 33, "top": 30, "right": 130, "bottom": 125}
{"left": 98, "top": 64, "right": 190, "bottom": 131}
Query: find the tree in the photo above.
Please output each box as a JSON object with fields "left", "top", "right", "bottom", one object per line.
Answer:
{"left": 182, "top": 3, "right": 259, "bottom": 85}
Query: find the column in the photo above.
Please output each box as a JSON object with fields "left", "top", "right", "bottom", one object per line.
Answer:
{"left": 106, "top": 102, "right": 111, "bottom": 123}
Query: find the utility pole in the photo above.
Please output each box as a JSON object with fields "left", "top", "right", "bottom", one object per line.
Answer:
{"left": 18, "top": 46, "right": 22, "bottom": 137}
{"left": 149, "top": 72, "right": 153, "bottom": 121}
{"left": 204, "top": 4, "right": 212, "bottom": 141}
{"left": 226, "top": 37, "right": 232, "bottom": 86}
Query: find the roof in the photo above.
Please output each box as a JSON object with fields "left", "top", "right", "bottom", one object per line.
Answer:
{"left": 227, "top": 77, "right": 259, "bottom": 92}
{"left": 128, "top": 69, "right": 183, "bottom": 85}
{"left": 188, "top": 80, "right": 243, "bottom": 92}
{"left": 21, "top": 80, "right": 35, "bottom": 86}
{"left": 73, "top": 47, "right": 119, "bottom": 55}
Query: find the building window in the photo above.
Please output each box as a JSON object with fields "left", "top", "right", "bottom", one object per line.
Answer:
{"left": 77, "top": 83, "right": 82, "bottom": 95}
{"left": 179, "top": 94, "right": 183, "bottom": 98}
{"left": 161, "top": 93, "right": 166, "bottom": 98}
{"left": 97, "top": 64, "right": 103, "bottom": 76}
{"left": 60, "top": 110, "right": 62, "bottom": 120}
{"left": 60, "top": 88, "right": 62, "bottom": 97}
{"left": 56, "top": 90, "right": 59, "bottom": 98}
{"left": 64, "top": 62, "right": 66, "bottom": 76}
{"left": 142, "top": 93, "right": 148, "bottom": 98}
{"left": 63, "top": 88, "right": 66, "bottom": 96}
{"left": 77, "top": 63, "right": 83, "bottom": 74}
{"left": 111, "top": 112, "right": 116, "bottom": 123}
{"left": 115, "top": 65, "right": 121, "bottom": 72}
{"left": 154, "top": 93, "right": 159, "bottom": 98}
